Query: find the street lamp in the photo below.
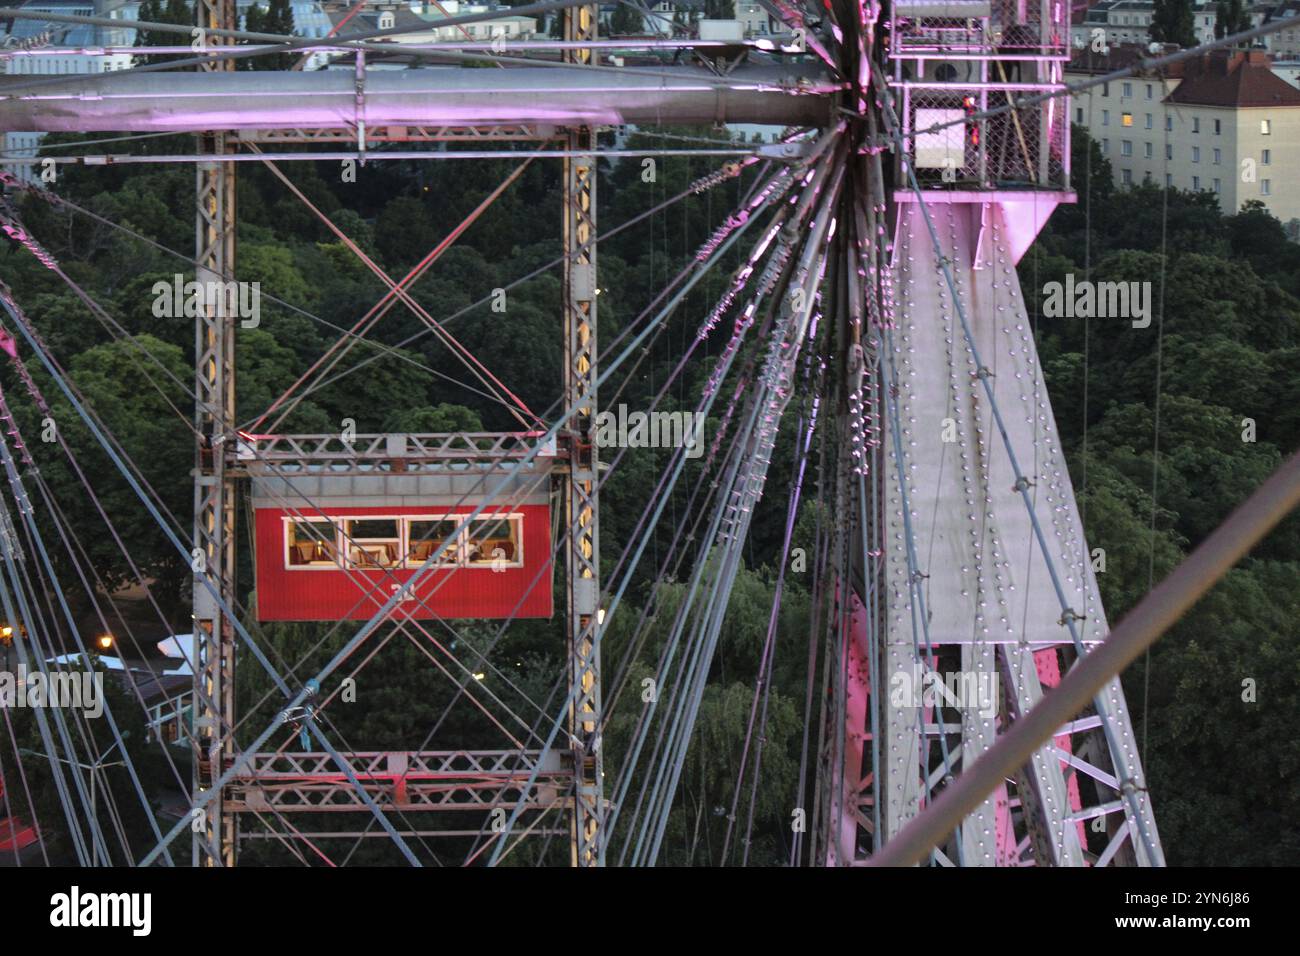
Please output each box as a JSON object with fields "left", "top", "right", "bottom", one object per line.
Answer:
{"left": 1, "top": 624, "right": 14, "bottom": 673}
{"left": 95, "top": 633, "right": 114, "bottom": 653}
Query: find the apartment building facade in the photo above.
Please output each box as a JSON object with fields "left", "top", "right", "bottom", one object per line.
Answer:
{"left": 1069, "top": 47, "right": 1300, "bottom": 223}
{"left": 1260, "top": 2, "right": 1300, "bottom": 58}
{"left": 1070, "top": 0, "right": 1219, "bottom": 50}
{"left": 1069, "top": 1, "right": 1300, "bottom": 58}
{"left": 2, "top": 0, "right": 334, "bottom": 182}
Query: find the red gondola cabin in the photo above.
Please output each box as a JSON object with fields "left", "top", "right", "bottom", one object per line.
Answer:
{"left": 245, "top": 433, "right": 555, "bottom": 622}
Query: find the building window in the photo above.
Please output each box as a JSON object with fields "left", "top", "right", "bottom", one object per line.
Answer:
{"left": 1214, "top": 118, "right": 1221, "bottom": 135}
{"left": 1165, "top": 116, "right": 1173, "bottom": 131}
{"left": 1145, "top": 113, "right": 1153, "bottom": 129}
{"left": 1145, "top": 142, "right": 1153, "bottom": 158}
{"left": 406, "top": 519, "right": 462, "bottom": 566}
{"left": 1122, "top": 168, "right": 1133, "bottom": 184}
{"left": 1262, "top": 179, "right": 1271, "bottom": 195}
{"left": 1192, "top": 146, "right": 1200, "bottom": 163}
{"left": 1122, "top": 112, "right": 1133, "bottom": 126}
{"left": 1213, "top": 148, "right": 1221, "bottom": 165}
{"left": 1193, "top": 117, "right": 1200, "bottom": 133}
{"left": 1076, "top": 107, "right": 1084, "bottom": 124}
{"left": 1165, "top": 173, "right": 1173, "bottom": 187}
{"left": 1122, "top": 81, "right": 1132, "bottom": 97}
{"left": 344, "top": 519, "right": 401, "bottom": 569}
{"left": 1102, "top": 110, "right": 1110, "bottom": 125}
{"left": 1146, "top": 83, "right": 1153, "bottom": 99}
{"left": 1213, "top": 178, "right": 1221, "bottom": 193}
{"left": 466, "top": 516, "right": 522, "bottom": 566}
{"left": 1262, "top": 149, "right": 1271, "bottom": 165}
{"left": 1144, "top": 171, "right": 1153, "bottom": 183}
{"left": 1166, "top": 143, "right": 1173, "bottom": 160}
{"left": 1102, "top": 138, "right": 1110, "bottom": 154}
{"left": 402, "top": 515, "right": 524, "bottom": 569}
{"left": 1103, "top": 82, "right": 1110, "bottom": 96}
{"left": 1261, "top": 119, "right": 1272, "bottom": 135}
{"left": 1122, "top": 140, "right": 1133, "bottom": 156}
{"left": 1192, "top": 175, "right": 1200, "bottom": 190}
{"left": 286, "top": 519, "right": 339, "bottom": 568}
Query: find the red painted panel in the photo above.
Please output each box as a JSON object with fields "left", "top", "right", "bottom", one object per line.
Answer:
{"left": 254, "top": 504, "right": 553, "bottom": 621}
{"left": 0, "top": 816, "right": 37, "bottom": 852}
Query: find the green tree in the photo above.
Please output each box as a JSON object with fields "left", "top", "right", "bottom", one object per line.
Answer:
{"left": 28, "top": 335, "right": 193, "bottom": 617}
{"left": 133, "top": 0, "right": 193, "bottom": 65}
{"left": 610, "top": 3, "right": 645, "bottom": 35}
{"left": 1150, "top": 0, "right": 1197, "bottom": 48}
{"left": 382, "top": 403, "right": 483, "bottom": 432}
{"left": 242, "top": 0, "right": 297, "bottom": 70}
{"left": 4, "top": 656, "right": 169, "bottom": 864}
{"left": 1127, "top": 561, "right": 1300, "bottom": 865}
{"left": 1213, "top": 0, "right": 1249, "bottom": 41}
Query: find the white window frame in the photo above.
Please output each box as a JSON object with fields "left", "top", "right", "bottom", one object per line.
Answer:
{"left": 282, "top": 513, "right": 528, "bottom": 571}
{"left": 403, "top": 515, "right": 467, "bottom": 568}
{"left": 403, "top": 513, "right": 526, "bottom": 570}
{"left": 283, "top": 517, "right": 342, "bottom": 571}
{"left": 341, "top": 516, "right": 405, "bottom": 570}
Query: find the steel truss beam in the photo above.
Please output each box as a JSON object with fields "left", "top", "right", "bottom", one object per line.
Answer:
{"left": 241, "top": 829, "right": 568, "bottom": 840}
{"left": 562, "top": 3, "right": 603, "bottom": 869}
{"left": 225, "top": 750, "right": 570, "bottom": 813}
{"left": 234, "top": 125, "right": 562, "bottom": 145}
{"left": 235, "top": 431, "right": 557, "bottom": 476}
{"left": 192, "top": 0, "right": 238, "bottom": 869}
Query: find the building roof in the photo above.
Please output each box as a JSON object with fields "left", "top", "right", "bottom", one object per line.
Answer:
{"left": 1067, "top": 43, "right": 1186, "bottom": 77}
{"left": 1262, "top": 1, "right": 1300, "bottom": 24}
{"left": 1165, "top": 48, "right": 1300, "bottom": 106}
{"left": 131, "top": 671, "right": 191, "bottom": 704}
{"left": 337, "top": 7, "right": 430, "bottom": 31}
{"left": 3, "top": 0, "right": 133, "bottom": 47}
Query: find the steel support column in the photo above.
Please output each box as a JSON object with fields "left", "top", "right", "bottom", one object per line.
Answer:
{"left": 562, "top": 3, "right": 602, "bottom": 868}
{"left": 192, "top": 0, "right": 238, "bottom": 868}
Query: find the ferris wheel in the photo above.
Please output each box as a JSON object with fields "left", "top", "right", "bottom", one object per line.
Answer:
{"left": 0, "top": 0, "right": 1295, "bottom": 869}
